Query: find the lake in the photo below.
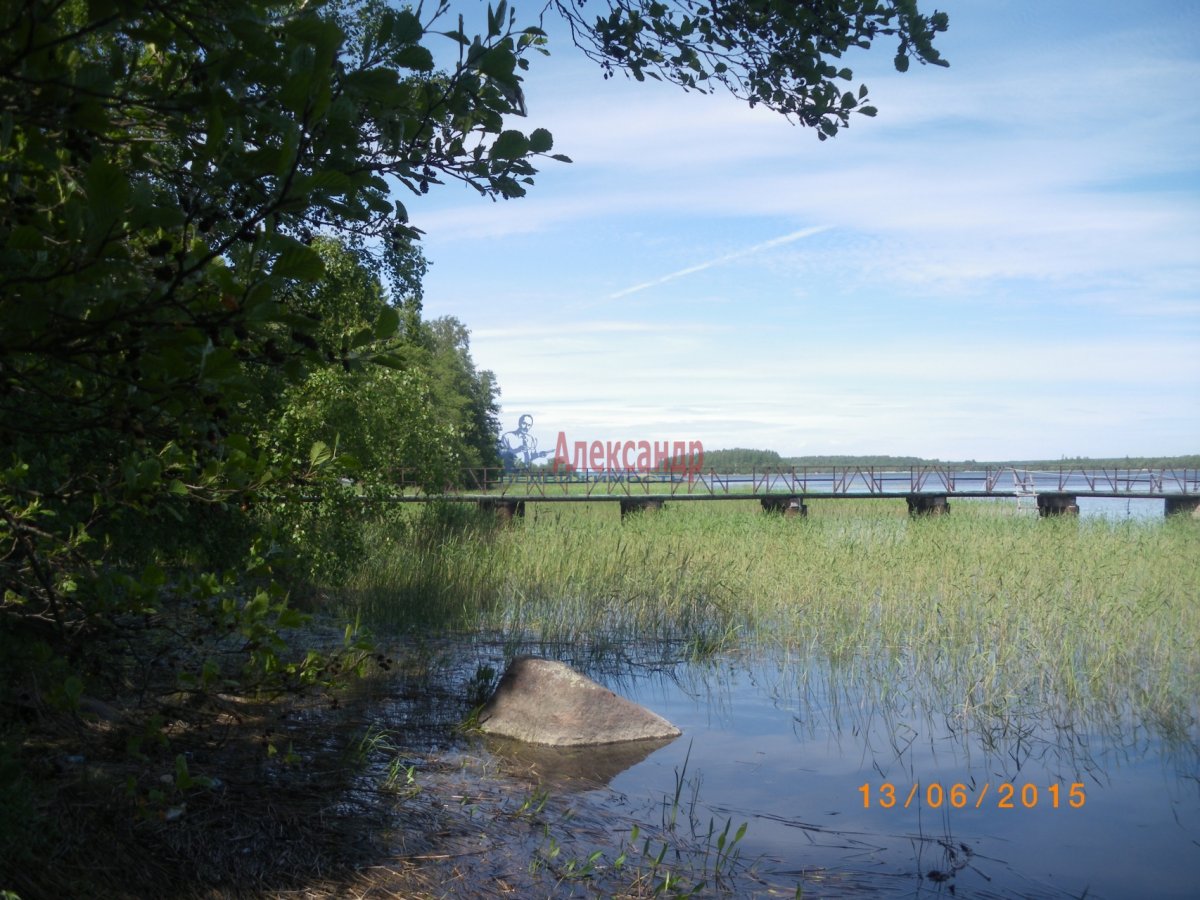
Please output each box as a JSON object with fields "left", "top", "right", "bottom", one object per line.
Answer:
{"left": 597, "top": 652, "right": 1200, "bottom": 897}
{"left": 406, "top": 645, "right": 1200, "bottom": 897}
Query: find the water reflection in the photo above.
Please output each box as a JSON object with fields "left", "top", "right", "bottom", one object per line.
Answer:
{"left": 587, "top": 651, "right": 1200, "bottom": 898}
{"left": 362, "top": 637, "right": 1198, "bottom": 896}
{"left": 483, "top": 733, "right": 680, "bottom": 792}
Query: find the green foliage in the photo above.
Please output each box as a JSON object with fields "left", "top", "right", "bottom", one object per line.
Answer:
{"left": 0, "top": 0, "right": 549, "bottom": 652}
{"left": 0, "top": 0, "right": 952, "bottom": 656}
{"left": 1, "top": 0, "right": 949, "bottom": 890}
{"left": 257, "top": 239, "right": 499, "bottom": 583}
{"left": 697, "top": 447, "right": 785, "bottom": 472}
{"left": 557, "top": 0, "right": 949, "bottom": 137}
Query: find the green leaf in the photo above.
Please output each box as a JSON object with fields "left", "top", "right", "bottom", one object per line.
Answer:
{"left": 296, "top": 171, "right": 352, "bottom": 195}
{"left": 86, "top": 158, "right": 130, "bottom": 212}
{"left": 491, "top": 130, "right": 529, "bottom": 159}
{"left": 6, "top": 225, "right": 43, "bottom": 251}
{"left": 894, "top": 53, "right": 910, "bottom": 73}
{"left": 272, "top": 243, "right": 325, "bottom": 282}
{"left": 395, "top": 45, "right": 434, "bottom": 71}
{"left": 345, "top": 67, "right": 402, "bottom": 102}
{"left": 374, "top": 305, "right": 400, "bottom": 340}
{"left": 372, "top": 354, "right": 407, "bottom": 370}
{"left": 479, "top": 46, "right": 516, "bottom": 79}
{"left": 392, "top": 10, "right": 423, "bottom": 43}
{"left": 277, "top": 607, "right": 308, "bottom": 629}
{"left": 528, "top": 128, "right": 553, "bottom": 153}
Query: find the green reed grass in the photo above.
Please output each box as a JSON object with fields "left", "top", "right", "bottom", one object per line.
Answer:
{"left": 340, "top": 499, "right": 1200, "bottom": 730}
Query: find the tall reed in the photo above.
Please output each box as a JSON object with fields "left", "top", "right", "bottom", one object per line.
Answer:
{"left": 342, "top": 499, "right": 1200, "bottom": 730}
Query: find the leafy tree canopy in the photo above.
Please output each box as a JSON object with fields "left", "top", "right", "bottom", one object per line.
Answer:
{"left": 556, "top": 0, "right": 949, "bottom": 136}
{"left": 0, "top": 0, "right": 951, "bottom": 679}
{"left": 0, "top": 0, "right": 947, "bottom": 890}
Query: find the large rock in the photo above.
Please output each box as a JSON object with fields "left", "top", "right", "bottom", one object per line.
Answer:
{"left": 477, "top": 656, "right": 681, "bottom": 747}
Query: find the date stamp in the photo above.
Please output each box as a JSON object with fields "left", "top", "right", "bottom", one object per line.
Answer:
{"left": 858, "top": 782, "right": 1087, "bottom": 810}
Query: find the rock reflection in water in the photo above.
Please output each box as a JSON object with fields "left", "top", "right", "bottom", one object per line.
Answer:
{"left": 482, "top": 732, "right": 679, "bottom": 792}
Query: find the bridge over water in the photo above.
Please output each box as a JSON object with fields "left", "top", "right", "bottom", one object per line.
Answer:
{"left": 385, "top": 466, "right": 1200, "bottom": 519}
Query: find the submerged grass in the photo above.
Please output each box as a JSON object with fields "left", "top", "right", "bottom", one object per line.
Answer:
{"left": 342, "top": 499, "right": 1200, "bottom": 733}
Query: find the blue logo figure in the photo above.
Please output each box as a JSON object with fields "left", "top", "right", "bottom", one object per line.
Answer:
{"left": 499, "top": 414, "right": 549, "bottom": 471}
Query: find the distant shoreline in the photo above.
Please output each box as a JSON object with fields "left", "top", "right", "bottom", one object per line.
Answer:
{"left": 697, "top": 449, "right": 1200, "bottom": 472}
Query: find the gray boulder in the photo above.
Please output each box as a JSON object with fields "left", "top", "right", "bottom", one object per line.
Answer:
{"left": 477, "top": 656, "right": 681, "bottom": 747}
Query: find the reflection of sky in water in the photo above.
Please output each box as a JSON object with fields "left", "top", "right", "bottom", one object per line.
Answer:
{"left": 584, "top": 654, "right": 1200, "bottom": 898}
{"left": 962, "top": 495, "right": 1167, "bottom": 520}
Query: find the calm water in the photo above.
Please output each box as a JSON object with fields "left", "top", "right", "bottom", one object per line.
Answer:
{"left": 470, "top": 650, "right": 1200, "bottom": 898}
{"left": 691, "top": 469, "right": 1197, "bottom": 522}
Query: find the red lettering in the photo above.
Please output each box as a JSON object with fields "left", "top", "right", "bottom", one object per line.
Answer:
{"left": 553, "top": 432, "right": 571, "bottom": 472}
{"left": 602, "top": 440, "right": 619, "bottom": 473}
{"left": 671, "top": 440, "right": 688, "bottom": 472}
{"left": 622, "top": 440, "right": 636, "bottom": 470}
{"left": 653, "top": 441, "right": 670, "bottom": 471}
{"left": 635, "top": 441, "right": 651, "bottom": 470}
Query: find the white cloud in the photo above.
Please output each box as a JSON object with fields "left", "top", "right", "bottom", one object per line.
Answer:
{"left": 417, "top": 5, "right": 1200, "bottom": 460}
{"left": 608, "top": 226, "right": 832, "bottom": 299}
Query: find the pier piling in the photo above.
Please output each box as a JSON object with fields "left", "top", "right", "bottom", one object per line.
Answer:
{"left": 1164, "top": 496, "right": 1200, "bottom": 518}
{"left": 620, "top": 498, "right": 664, "bottom": 519}
{"left": 1036, "top": 494, "right": 1079, "bottom": 517}
{"left": 478, "top": 498, "right": 525, "bottom": 522}
{"left": 760, "top": 496, "right": 807, "bottom": 517}
{"left": 906, "top": 494, "right": 949, "bottom": 516}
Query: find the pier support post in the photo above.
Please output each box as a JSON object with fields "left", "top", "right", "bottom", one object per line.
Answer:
{"left": 760, "top": 496, "right": 807, "bottom": 517}
{"left": 906, "top": 494, "right": 949, "bottom": 516}
{"left": 478, "top": 498, "right": 525, "bottom": 522}
{"left": 619, "top": 498, "right": 664, "bottom": 520}
{"left": 1036, "top": 493, "right": 1079, "bottom": 517}
{"left": 1164, "top": 496, "right": 1200, "bottom": 518}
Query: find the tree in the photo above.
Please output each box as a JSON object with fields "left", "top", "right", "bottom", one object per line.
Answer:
{"left": 555, "top": 0, "right": 949, "bottom": 137}
{"left": 261, "top": 241, "right": 500, "bottom": 581}
{"left": 0, "top": 1, "right": 947, "bottom": 887}
{"left": 0, "top": 0, "right": 550, "bottom": 649}
{"left": 418, "top": 316, "right": 503, "bottom": 470}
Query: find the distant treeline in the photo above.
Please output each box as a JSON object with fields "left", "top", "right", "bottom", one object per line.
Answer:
{"left": 697, "top": 448, "right": 1200, "bottom": 473}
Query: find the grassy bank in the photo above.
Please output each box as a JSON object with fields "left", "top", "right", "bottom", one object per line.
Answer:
{"left": 341, "top": 500, "right": 1200, "bottom": 731}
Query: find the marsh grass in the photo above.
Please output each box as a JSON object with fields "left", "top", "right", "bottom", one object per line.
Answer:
{"left": 342, "top": 499, "right": 1200, "bottom": 733}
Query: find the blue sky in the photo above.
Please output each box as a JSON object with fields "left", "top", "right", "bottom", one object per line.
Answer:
{"left": 408, "top": 1, "right": 1199, "bottom": 462}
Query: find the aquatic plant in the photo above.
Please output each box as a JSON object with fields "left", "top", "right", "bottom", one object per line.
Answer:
{"left": 344, "top": 500, "right": 1199, "bottom": 739}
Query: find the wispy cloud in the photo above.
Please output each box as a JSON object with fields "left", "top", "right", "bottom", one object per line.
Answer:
{"left": 416, "top": 4, "right": 1200, "bottom": 459}
{"left": 608, "top": 225, "right": 832, "bottom": 299}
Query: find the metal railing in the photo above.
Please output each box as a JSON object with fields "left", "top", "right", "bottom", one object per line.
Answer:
{"left": 382, "top": 466, "right": 1200, "bottom": 499}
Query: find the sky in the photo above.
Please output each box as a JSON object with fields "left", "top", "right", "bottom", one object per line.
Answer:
{"left": 405, "top": 1, "right": 1200, "bottom": 462}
